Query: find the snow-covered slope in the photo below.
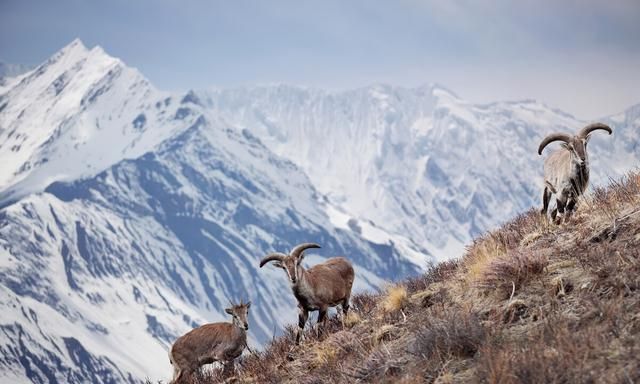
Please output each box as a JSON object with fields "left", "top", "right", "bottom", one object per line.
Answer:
{"left": 0, "top": 41, "right": 418, "bottom": 383}
{"left": 200, "top": 85, "right": 640, "bottom": 261}
{"left": 0, "top": 61, "right": 32, "bottom": 89}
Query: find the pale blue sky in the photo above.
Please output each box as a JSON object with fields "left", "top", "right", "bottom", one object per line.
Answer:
{"left": 1, "top": 0, "right": 639, "bottom": 118}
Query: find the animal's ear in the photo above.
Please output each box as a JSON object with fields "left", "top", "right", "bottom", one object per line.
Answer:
{"left": 225, "top": 308, "right": 233, "bottom": 315}
{"left": 296, "top": 253, "right": 305, "bottom": 264}
{"left": 273, "top": 261, "right": 283, "bottom": 268}
{"left": 561, "top": 143, "right": 571, "bottom": 150}
{"left": 246, "top": 301, "right": 251, "bottom": 309}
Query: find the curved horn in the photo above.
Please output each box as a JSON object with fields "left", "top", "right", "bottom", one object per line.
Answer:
{"left": 538, "top": 133, "right": 572, "bottom": 155}
{"left": 578, "top": 122, "right": 612, "bottom": 139}
{"left": 259, "top": 252, "right": 287, "bottom": 268}
{"left": 290, "top": 243, "right": 321, "bottom": 259}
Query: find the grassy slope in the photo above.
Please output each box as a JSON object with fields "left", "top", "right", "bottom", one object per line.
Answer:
{"left": 171, "top": 171, "right": 640, "bottom": 384}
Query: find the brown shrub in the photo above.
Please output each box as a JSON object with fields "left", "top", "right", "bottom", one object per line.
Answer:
{"left": 351, "top": 292, "right": 380, "bottom": 317}
{"left": 347, "top": 348, "right": 407, "bottom": 382}
{"left": 408, "top": 308, "right": 486, "bottom": 361}
{"left": 404, "top": 259, "right": 460, "bottom": 294}
{"left": 411, "top": 286, "right": 449, "bottom": 309}
{"left": 476, "top": 249, "right": 548, "bottom": 299}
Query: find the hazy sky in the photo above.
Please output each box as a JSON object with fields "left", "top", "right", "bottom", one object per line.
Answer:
{"left": 1, "top": 0, "right": 639, "bottom": 118}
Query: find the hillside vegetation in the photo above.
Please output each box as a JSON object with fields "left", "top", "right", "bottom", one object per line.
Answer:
{"left": 169, "top": 171, "right": 640, "bottom": 384}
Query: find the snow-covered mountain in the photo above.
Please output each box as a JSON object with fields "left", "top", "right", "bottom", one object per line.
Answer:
{"left": 0, "top": 39, "right": 638, "bottom": 383}
{"left": 0, "top": 61, "right": 32, "bottom": 87}
{"left": 200, "top": 85, "right": 640, "bottom": 261}
{"left": 0, "top": 41, "right": 418, "bottom": 383}
{"left": 0, "top": 39, "right": 190, "bottom": 206}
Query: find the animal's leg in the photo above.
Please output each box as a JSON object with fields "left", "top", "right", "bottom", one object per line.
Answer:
{"left": 342, "top": 298, "right": 350, "bottom": 317}
{"left": 316, "top": 307, "right": 328, "bottom": 338}
{"left": 541, "top": 186, "right": 551, "bottom": 215}
{"left": 554, "top": 198, "right": 566, "bottom": 225}
{"left": 565, "top": 198, "right": 577, "bottom": 223}
{"left": 296, "top": 306, "right": 309, "bottom": 345}
{"left": 339, "top": 298, "right": 351, "bottom": 328}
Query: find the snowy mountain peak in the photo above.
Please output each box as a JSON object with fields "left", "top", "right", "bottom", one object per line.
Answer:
{"left": 0, "top": 40, "right": 176, "bottom": 207}
{"left": 51, "top": 38, "right": 89, "bottom": 60}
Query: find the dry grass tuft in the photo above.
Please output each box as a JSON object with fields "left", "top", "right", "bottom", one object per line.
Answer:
{"left": 501, "top": 299, "right": 528, "bottom": 323}
{"left": 519, "top": 230, "right": 542, "bottom": 247}
{"left": 550, "top": 276, "right": 572, "bottom": 298}
{"left": 434, "top": 372, "right": 455, "bottom": 384}
{"left": 405, "top": 259, "right": 460, "bottom": 294}
{"left": 347, "top": 348, "right": 406, "bottom": 382}
{"left": 476, "top": 249, "right": 548, "bottom": 299}
{"left": 409, "top": 308, "right": 486, "bottom": 361}
{"left": 410, "top": 286, "right": 449, "bottom": 309}
{"left": 463, "top": 235, "right": 506, "bottom": 284}
{"left": 310, "top": 342, "right": 338, "bottom": 368}
{"left": 380, "top": 284, "right": 409, "bottom": 314}
{"left": 371, "top": 324, "right": 398, "bottom": 346}
{"left": 343, "top": 311, "right": 361, "bottom": 327}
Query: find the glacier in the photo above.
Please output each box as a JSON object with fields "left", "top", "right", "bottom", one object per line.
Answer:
{"left": 0, "top": 39, "right": 638, "bottom": 383}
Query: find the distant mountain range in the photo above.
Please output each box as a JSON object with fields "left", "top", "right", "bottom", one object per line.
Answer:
{"left": 198, "top": 81, "right": 639, "bottom": 260}
{"left": 0, "top": 39, "right": 638, "bottom": 383}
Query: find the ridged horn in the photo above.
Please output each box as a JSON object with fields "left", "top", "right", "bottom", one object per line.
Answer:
{"left": 578, "top": 122, "right": 612, "bottom": 139}
{"left": 538, "top": 133, "right": 572, "bottom": 155}
{"left": 259, "top": 252, "right": 287, "bottom": 268}
{"left": 290, "top": 243, "right": 321, "bottom": 259}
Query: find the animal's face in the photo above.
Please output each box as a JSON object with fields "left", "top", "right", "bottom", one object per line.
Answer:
{"left": 273, "top": 256, "right": 300, "bottom": 284}
{"left": 226, "top": 302, "right": 251, "bottom": 330}
{"left": 564, "top": 136, "right": 589, "bottom": 165}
